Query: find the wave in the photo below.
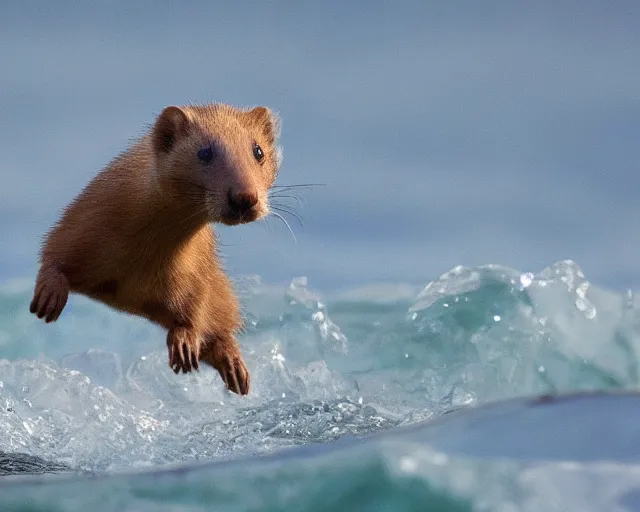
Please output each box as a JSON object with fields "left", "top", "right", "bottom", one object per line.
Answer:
{"left": 1, "top": 260, "right": 639, "bottom": 509}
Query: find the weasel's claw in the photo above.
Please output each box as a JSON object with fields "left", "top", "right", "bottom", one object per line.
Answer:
{"left": 217, "top": 354, "right": 250, "bottom": 395}
{"left": 30, "top": 269, "right": 69, "bottom": 323}
{"left": 167, "top": 328, "right": 200, "bottom": 374}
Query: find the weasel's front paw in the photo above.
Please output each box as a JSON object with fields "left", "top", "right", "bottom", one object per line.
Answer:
{"left": 200, "top": 336, "right": 250, "bottom": 395}
{"left": 167, "top": 327, "right": 200, "bottom": 374}
{"left": 217, "top": 353, "right": 250, "bottom": 396}
{"left": 30, "top": 267, "right": 69, "bottom": 323}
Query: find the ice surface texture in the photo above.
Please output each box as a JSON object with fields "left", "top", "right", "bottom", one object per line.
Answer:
{"left": 1, "top": 260, "right": 640, "bottom": 510}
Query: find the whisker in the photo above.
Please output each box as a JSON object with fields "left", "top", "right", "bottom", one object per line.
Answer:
{"left": 271, "top": 205, "right": 304, "bottom": 228}
{"left": 268, "top": 193, "right": 305, "bottom": 210}
{"left": 270, "top": 211, "right": 297, "bottom": 243}
{"left": 261, "top": 216, "right": 274, "bottom": 237}
{"left": 271, "top": 183, "right": 326, "bottom": 190}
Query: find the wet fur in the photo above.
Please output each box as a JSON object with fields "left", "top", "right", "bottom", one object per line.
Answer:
{"left": 30, "top": 103, "right": 282, "bottom": 395}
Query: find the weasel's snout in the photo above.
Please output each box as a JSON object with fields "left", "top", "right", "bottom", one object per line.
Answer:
{"left": 227, "top": 189, "right": 258, "bottom": 214}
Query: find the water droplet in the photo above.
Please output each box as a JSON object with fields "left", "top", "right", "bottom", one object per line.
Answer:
{"left": 520, "top": 272, "right": 534, "bottom": 288}
{"left": 399, "top": 456, "right": 418, "bottom": 473}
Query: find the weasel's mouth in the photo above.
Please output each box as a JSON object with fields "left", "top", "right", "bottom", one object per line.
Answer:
{"left": 219, "top": 209, "right": 260, "bottom": 226}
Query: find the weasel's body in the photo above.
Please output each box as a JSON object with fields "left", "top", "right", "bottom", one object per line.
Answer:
{"left": 30, "top": 104, "right": 282, "bottom": 395}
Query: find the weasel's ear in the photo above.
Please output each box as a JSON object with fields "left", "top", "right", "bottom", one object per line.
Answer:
{"left": 152, "top": 106, "right": 190, "bottom": 154}
{"left": 246, "top": 106, "right": 281, "bottom": 145}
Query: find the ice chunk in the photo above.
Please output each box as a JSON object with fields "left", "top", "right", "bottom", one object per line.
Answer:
{"left": 60, "top": 349, "right": 123, "bottom": 391}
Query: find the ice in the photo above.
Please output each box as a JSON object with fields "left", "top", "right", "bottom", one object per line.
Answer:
{"left": 60, "top": 349, "right": 123, "bottom": 390}
{"left": 279, "top": 276, "right": 349, "bottom": 363}
{"left": 407, "top": 259, "right": 640, "bottom": 404}
{"left": 4, "top": 392, "right": 640, "bottom": 512}
{"left": 0, "top": 450, "right": 71, "bottom": 476}
{"left": 1, "top": 264, "right": 640, "bottom": 473}
{"left": 0, "top": 277, "right": 395, "bottom": 470}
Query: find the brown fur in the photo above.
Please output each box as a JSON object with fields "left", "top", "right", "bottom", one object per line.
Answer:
{"left": 30, "top": 103, "right": 283, "bottom": 395}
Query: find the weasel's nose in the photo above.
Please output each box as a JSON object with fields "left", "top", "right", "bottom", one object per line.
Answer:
{"left": 228, "top": 189, "right": 258, "bottom": 214}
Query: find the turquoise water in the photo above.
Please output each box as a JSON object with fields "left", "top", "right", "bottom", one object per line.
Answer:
{"left": 2, "top": 260, "right": 640, "bottom": 510}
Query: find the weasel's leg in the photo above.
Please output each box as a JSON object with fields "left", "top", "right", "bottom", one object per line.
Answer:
{"left": 167, "top": 326, "right": 201, "bottom": 374}
{"left": 199, "top": 334, "right": 250, "bottom": 395}
{"left": 30, "top": 265, "right": 69, "bottom": 323}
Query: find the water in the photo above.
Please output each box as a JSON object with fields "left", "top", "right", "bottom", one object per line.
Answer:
{"left": 1, "top": 260, "right": 640, "bottom": 510}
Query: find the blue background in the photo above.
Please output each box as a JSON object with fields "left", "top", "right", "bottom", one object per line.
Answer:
{"left": 1, "top": 1, "right": 639, "bottom": 291}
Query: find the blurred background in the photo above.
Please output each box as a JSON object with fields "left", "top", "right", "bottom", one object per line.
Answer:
{"left": 1, "top": 1, "right": 639, "bottom": 292}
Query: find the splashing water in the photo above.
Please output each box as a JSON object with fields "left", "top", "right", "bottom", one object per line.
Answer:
{"left": 1, "top": 260, "right": 640, "bottom": 510}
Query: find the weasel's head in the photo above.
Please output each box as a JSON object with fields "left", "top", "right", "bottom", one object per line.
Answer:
{"left": 151, "top": 103, "right": 282, "bottom": 226}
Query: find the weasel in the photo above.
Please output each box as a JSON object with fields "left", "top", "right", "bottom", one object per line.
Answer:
{"left": 29, "top": 103, "right": 283, "bottom": 395}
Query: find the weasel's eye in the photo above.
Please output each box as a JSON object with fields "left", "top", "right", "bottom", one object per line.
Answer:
{"left": 252, "top": 142, "right": 264, "bottom": 163}
{"left": 197, "top": 146, "right": 214, "bottom": 164}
